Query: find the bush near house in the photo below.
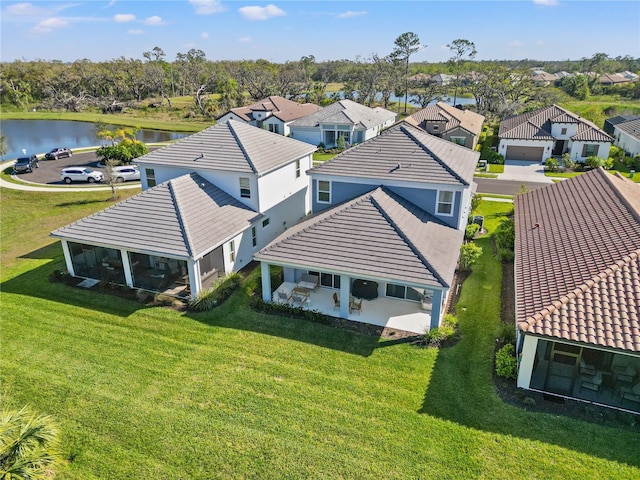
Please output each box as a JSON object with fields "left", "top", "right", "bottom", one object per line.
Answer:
{"left": 459, "top": 242, "right": 482, "bottom": 271}
{"left": 493, "top": 218, "right": 515, "bottom": 262}
{"left": 495, "top": 343, "right": 518, "bottom": 380}
{"left": 188, "top": 272, "right": 242, "bottom": 312}
{"left": 544, "top": 157, "right": 559, "bottom": 172}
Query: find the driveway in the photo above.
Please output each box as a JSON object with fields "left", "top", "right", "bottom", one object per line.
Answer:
{"left": 498, "top": 160, "right": 553, "bottom": 184}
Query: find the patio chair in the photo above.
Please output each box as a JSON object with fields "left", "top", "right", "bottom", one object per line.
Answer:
{"left": 349, "top": 297, "right": 363, "bottom": 315}
{"left": 333, "top": 292, "right": 340, "bottom": 310}
{"left": 277, "top": 290, "right": 290, "bottom": 304}
{"left": 580, "top": 371, "right": 602, "bottom": 393}
{"left": 291, "top": 293, "right": 307, "bottom": 307}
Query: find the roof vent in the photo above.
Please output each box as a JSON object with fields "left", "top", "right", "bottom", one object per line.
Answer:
{"left": 194, "top": 153, "right": 204, "bottom": 161}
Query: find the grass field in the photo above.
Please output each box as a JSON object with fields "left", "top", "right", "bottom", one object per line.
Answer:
{"left": 1, "top": 190, "right": 639, "bottom": 479}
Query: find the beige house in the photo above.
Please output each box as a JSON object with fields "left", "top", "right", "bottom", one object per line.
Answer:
{"left": 405, "top": 102, "right": 485, "bottom": 149}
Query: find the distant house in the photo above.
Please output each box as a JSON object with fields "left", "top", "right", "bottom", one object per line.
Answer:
{"left": 611, "top": 118, "right": 640, "bottom": 157}
{"left": 288, "top": 99, "right": 396, "bottom": 148}
{"left": 51, "top": 120, "right": 316, "bottom": 298}
{"left": 531, "top": 71, "right": 558, "bottom": 86}
{"left": 498, "top": 104, "right": 612, "bottom": 162}
{"left": 514, "top": 168, "right": 640, "bottom": 413}
{"left": 603, "top": 115, "right": 640, "bottom": 137}
{"left": 405, "top": 102, "right": 485, "bottom": 149}
{"left": 216, "top": 96, "right": 321, "bottom": 136}
{"left": 599, "top": 73, "right": 638, "bottom": 85}
{"left": 430, "top": 73, "right": 454, "bottom": 86}
{"left": 254, "top": 122, "right": 478, "bottom": 334}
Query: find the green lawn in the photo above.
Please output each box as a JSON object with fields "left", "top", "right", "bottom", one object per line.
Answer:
{"left": 1, "top": 190, "right": 639, "bottom": 479}
{"left": 312, "top": 152, "right": 336, "bottom": 164}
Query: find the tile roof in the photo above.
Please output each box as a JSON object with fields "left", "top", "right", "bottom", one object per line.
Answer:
{"left": 220, "top": 96, "right": 321, "bottom": 123}
{"left": 51, "top": 173, "right": 261, "bottom": 259}
{"left": 135, "top": 120, "right": 315, "bottom": 176}
{"left": 255, "top": 186, "right": 463, "bottom": 287}
{"left": 616, "top": 118, "right": 640, "bottom": 141}
{"left": 309, "top": 122, "right": 478, "bottom": 186}
{"left": 499, "top": 104, "right": 612, "bottom": 143}
{"left": 289, "top": 99, "right": 396, "bottom": 129}
{"left": 514, "top": 168, "right": 640, "bottom": 352}
{"left": 406, "top": 102, "right": 485, "bottom": 136}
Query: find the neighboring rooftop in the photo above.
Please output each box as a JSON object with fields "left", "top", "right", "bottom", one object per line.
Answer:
{"left": 615, "top": 118, "right": 640, "bottom": 140}
{"left": 135, "top": 120, "right": 316, "bottom": 175}
{"left": 219, "top": 95, "right": 321, "bottom": 123}
{"left": 255, "top": 186, "right": 463, "bottom": 287}
{"left": 51, "top": 173, "right": 261, "bottom": 259}
{"left": 514, "top": 168, "right": 640, "bottom": 352}
{"left": 289, "top": 99, "right": 396, "bottom": 129}
{"left": 405, "top": 102, "right": 485, "bottom": 136}
{"left": 499, "top": 104, "right": 613, "bottom": 143}
{"left": 309, "top": 122, "right": 478, "bottom": 186}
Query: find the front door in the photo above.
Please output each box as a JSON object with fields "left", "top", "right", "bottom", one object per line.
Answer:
{"left": 552, "top": 140, "right": 566, "bottom": 156}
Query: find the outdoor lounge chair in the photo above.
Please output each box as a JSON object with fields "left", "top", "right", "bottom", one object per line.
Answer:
{"left": 349, "top": 297, "right": 362, "bottom": 315}
{"left": 277, "top": 290, "right": 291, "bottom": 304}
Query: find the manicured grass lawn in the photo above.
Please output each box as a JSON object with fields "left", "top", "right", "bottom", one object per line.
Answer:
{"left": 312, "top": 152, "right": 336, "bottom": 164}
{"left": 1, "top": 191, "right": 639, "bottom": 479}
{"left": 488, "top": 163, "right": 504, "bottom": 173}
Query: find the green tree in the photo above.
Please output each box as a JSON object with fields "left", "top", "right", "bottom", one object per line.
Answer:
{"left": 390, "top": 32, "right": 423, "bottom": 114}
{"left": 0, "top": 406, "right": 61, "bottom": 479}
{"left": 447, "top": 39, "right": 477, "bottom": 106}
{"left": 0, "top": 135, "right": 7, "bottom": 161}
{"left": 459, "top": 242, "right": 482, "bottom": 271}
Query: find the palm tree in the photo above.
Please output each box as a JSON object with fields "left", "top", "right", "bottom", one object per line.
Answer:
{"left": 0, "top": 406, "right": 60, "bottom": 480}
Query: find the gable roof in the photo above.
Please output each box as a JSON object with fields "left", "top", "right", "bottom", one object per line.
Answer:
{"left": 499, "top": 104, "right": 612, "bottom": 143}
{"left": 514, "top": 168, "right": 640, "bottom": 352}
{"left": 255, "top": 186, "right": 463, "bottom": 287}
{"left": 406, "top": 102, "right": 485, "bottom": 136}
{"left": 309, "top": 122, "right": 477, "bottom": 186}
{"left": 615, "top": 118, "right": 640, "bottom": 141}
{"left": 219, "top": 96, "right": 321, "bottom": 123}
{"left": 135, "top": 120, "right": 315, "bottom": 176}
{"left": 51, "top": 173, "right": 261, "bottom": 259}
{"left": 289, "top": 99, "right": 396, "bottom": 129}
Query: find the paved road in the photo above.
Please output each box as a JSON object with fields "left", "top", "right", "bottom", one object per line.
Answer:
{"left": 474, "top": 177, "right": 551, "bottom": 195}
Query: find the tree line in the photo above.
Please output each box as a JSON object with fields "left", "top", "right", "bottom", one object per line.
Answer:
{"left": 1, "top": 33, "right": 638, "bottom": 120}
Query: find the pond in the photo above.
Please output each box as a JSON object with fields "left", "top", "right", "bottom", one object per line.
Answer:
{"left": 0, "top": 120, "right": 191, "bottom": 161}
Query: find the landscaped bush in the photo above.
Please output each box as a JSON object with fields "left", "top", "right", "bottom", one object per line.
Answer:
{"left": 495, "top": 343, "right": 518, "bottom": 380}
{"left": 188, "top": 272, "right": 242, "bottom": 312}
{"left": 609, "top": 145, "right": 624, "bottom": 161}
{"left": 585, "top": 155, "right": 613, "bottom": 170}
{"left": 496, "top": 323, "right": 516, "bottom": 345}
{"left": 493, "top": 218, "right": 514, "bottom": 250}
{"left": 487, "top": 151, "right": 504, "bottom": 165}
{"left": 561, "top": 152, "right": 577, "bottom": 170}
{"left": 624, "top": 154, "right": 640, "bottom": 171}
{"left": 470, "top": 194, "right": 482, "bottom": 213}
{"left": 544, "top": 157, "right": 559, "bottom": 172}
{"left": 465, "top": 223, "right": 480, "bottom": 240}
{"left": 459, "top": 242, "right": 482, "bottom": 271}
{"left": 423, "top": 324, "right": 455, "bottom": 347}
{"left": 442, "top": 313, "right": 458, "bottom": 328}
{"left": 497, "top": 247, "right": 515, "bottom": 262}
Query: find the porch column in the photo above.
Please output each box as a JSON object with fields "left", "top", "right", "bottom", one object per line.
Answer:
{"left": 429, "top": 289, "right": 445, "bottom": 329}
{"left": 189, "top": 260, "right": 201, "bottom": 296}
{"left": 60, "top": 240, "right": 75, "bottom": 276}
{"left": 119, "top": 249, "right": 133, "bottom": 287}
{"left": 339, "top": 274, "right": 350, "bottom": 318}
{"left": 261, "top": 262, "right": 272, "bottom": 302}
{"left": 517, "top": 335, "right": 538, "bottom": 389}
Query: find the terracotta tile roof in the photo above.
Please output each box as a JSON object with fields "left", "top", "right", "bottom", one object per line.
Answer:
{"left": 514, "top": 168, "right": 640, "bottom": 352}
{"left": 499, "top": 104, "right": 612, "bottom": 143}
{"left": 255, "top": 186, "right": 463, "bottom": 288}
{"left": 406, "top": 102, "right": 485, "bottom": 136}
{"left": 221, "top": 96, "right": 321, "bottom": 123}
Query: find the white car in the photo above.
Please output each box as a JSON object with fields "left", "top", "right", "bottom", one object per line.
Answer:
{"left": 61, "top": 167, "right": 104, "bottom": 184}
{"left": 111, "top": 165, "right": 140, "bottom": 183}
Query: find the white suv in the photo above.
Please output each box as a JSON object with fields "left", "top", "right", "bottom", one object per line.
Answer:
{"left": 61, "top": 167, "right": 104, "bottom": 184}
{"left": 110, "top": 165, "right": 140, "bottom": 182}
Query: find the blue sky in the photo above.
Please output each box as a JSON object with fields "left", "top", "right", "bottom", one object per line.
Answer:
{"left": 2, "top": 1, "right": 639, "bottom": 63}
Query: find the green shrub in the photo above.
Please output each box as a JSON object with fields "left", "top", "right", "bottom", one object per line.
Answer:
{"left": 497, "top": 247, "right": 515, "bottom": 263}
{"left": 188, "top": 272, "right": 242, "bottom": 312}
{"left": 544, "top": 157, "right": 559, "bottom": 172}
{"left": 609, "top": 145, "right": 624, "bottom": 160}
{"left": 493, "top": 219, "right": 515, "bottom": 252}
{"left": 585, "top": 156, "right": 607, "bottom": 169}
{"left": 561, "top": 152, "right": 577, "bottom": 170}
{"left": 465, "top": 223, "right": 480, "bottom": 240}
{"left": 424, "top": 324, "right": 455, "bottom": 347}
{"left": 495, "top": 343, "right": 518, "bottom": 380}
{"left": 442, "top": 313, "right": 458, "bottom": 328}
{"left": 487, "top": 151, "right": 504, "bottom": 165}
{"left": 459, "top": 242, "right": 482, "bottom": 271}
{"left": 496, "top": 323, "right": 516, "bottom": 344}
{"left": 470, "top": 194, "right": 482, "bottom": 213}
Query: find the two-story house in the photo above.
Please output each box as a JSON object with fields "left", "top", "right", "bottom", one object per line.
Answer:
{"left": 216, "top": 96, "right": 321, "bottom": 136}
{"left": 288, "top": 99, "right": 397, "bottom": 148}
{"left": 405, "top": 102, "right": 485, "bottom": 149}
{"left": 498, "top": 104, "right": 612, "bottom": 162}
{"left": 51, "top": 120, "right": 316, "bottom": 297}
{"left": 254, "top": 122, "right": 478, "bottom": 334}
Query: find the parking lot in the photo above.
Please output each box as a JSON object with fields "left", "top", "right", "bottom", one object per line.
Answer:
{"left": 11, "top": 150, "right": 142, "bottom": 186}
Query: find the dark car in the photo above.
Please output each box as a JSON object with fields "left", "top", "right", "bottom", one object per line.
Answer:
{"left": 14, "top": 155, "right": 39, "bottom": 173}
{"left": 45, "top": 147, "right": 73, "bottom": 160}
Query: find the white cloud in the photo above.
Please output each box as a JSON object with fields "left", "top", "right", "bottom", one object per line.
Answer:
{"left": 144, "top": 16, "right": 164, "bottom": 26}
{"left": 201, "top": 31, "right": 209, "bottom": 39}
{"left": 238, "top": 4, "right": 286, "bottom": 21}
{"left": 336, "top": 11, "right": 367, "bottom": 19}
{"left": 238, "top": 36, "right": 252, "bottom": 43}
{"left": 535, "top": 40, "right": 544, "bottom": 46}
{"left": 189, "top": 0, "right": 225, "bottom": 15}
{"left": 533, "top": 0, "right": 558, "bottom": 6}
{"left": 113, "top": 13, "right": 135, "bottom": 23}
{"left": 7, "top": 2, "right": 47, "bottom": 15}
{"left": 30, "top": 17, "right": 68, "bottom": 34}
{"left": 507, "top": 40, "right": 524, "bottom": 48}
{"left": 128, "top": 29, "right": 144, "bottom": 35}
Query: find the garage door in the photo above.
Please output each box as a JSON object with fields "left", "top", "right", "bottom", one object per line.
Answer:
{"left": 505, "top": 146, "right": 544, "bottom": 162}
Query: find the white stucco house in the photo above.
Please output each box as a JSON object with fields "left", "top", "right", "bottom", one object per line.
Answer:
{"left": 216, "top": 96, "right": 321, "bottom": 137}
{"left": 51, "top": 120, "right": 316, "bottom": 298}
{"left": 611, "top": 118, "right": 640, "bottom": 157}
{"left": 498, "top": 104, "right": 612, "bottom": 162}
{"left": 288, "top": 99, "right": 397, "bottom": 148}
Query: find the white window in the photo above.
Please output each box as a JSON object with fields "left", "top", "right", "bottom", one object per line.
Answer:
{"left": 229, "top": 240, "right": 235, "bottom": 262}
{"left": 295, "top": 159, "right": 301, "bottom": 178}
{"left": 262, "top": 218, "right": 270, "bottom": 228}
{"left": 450, "top": 136, "right": 466, "bottom": 146}
{"left": 251, "top": 227, "right": 257, "bottom": 247}
{"left": 437, "top": 190, "right": 454, "bottom": 216}
{"left": 318, "top": 180, "right": 331, "bottom": 203}
{"left": 145, "top": 168, "right": 156, "bottom": 187}
{"left": 239, "top": 177, "right": 251, "bottom": 198}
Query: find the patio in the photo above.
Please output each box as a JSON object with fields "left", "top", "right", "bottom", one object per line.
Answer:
{"left": 272, "top": 282, "right": 431, "bottom": 334}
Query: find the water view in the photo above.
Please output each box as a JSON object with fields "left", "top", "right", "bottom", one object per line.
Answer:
{"left": 0, "top": 120, "right": 191, "bottom": 161}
